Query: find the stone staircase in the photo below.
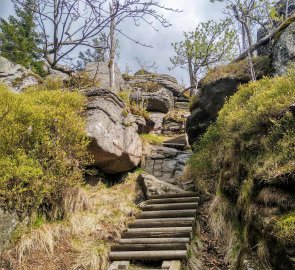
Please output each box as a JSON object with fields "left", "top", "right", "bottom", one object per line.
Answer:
{"left": 108, "top": 192, "right": 199, "bottom": 270}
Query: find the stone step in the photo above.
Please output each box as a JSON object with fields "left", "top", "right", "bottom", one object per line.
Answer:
{"left": 119, "top": 238, "right": 190, "bottom": 244}
{"left": 111, "top": 243, "right": 187, "bottom": 251}
{"left": 141, "top": 202, "right": 198, "bottom": 211}
{"left": 110, "top": 250, "right": 187, "bottom": 261}
{"left": 121, "top": 230, "right": 191, "bottom": 239}
{"left": 129, "top": 217, "right": 194, "bottom": 228}
{"left": 145, "top": 197, "right": 198, "bottom": 205}
{"left": 149, "top": 192, "right": 198, "bottom": 199}
{"left": 126, "top": 227, "right": 192, "bottom": 233}
{"left": 136, "top": 209, "right": 197, "bottom": 219}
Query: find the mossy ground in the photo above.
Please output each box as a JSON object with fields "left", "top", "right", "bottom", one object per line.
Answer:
{"left": 185, "top": 71, "right": 295, "bottom": 266}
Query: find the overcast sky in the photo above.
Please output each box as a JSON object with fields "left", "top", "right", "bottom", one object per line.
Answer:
{"left": 0, "top": 0, "right": 225, "bottom": 85}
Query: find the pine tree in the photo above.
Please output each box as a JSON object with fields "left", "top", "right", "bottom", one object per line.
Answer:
{"left": 0, "top": 0, "right": 44, "bottom": 75}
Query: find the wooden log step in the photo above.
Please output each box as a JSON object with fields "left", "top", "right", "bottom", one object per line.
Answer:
{"left": 149, "top": 192, "right": 198, "bottom": 199}
{"left": 110, "top": 250, "right": 187, "bottom": 260}
{"left": 141, "top": 202, "right": 198, "bottom": 211}
{"left": 119, "top": 237, "right": 190, "bottom": 244}
{"left": 126, "top": 227, "right": 192, "bottom": 233}
{"left": 129, "top": 217, "right": 194, "bottom": 228}
{"left": 146, "top": 197, "right": 199, "bottom": 205}
{"left": 136, "top": 209, "right": 196, "bottom": 219}
{"left": 122, "top": 230, "right": 191, "bottom": 239}
{"left": 111, "top": 243, "right": 187, "bottom": 251}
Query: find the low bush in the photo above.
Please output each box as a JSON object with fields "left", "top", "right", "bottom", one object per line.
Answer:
{"left": 0, "top": 85, "right": 89, "bottom": 215}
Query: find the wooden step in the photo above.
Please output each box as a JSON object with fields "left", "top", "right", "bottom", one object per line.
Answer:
{"left": 136, "top": 209, "right": 196, "bottom": 219}
{"left": 111, "top": 243, "right": 187, "bottom": 251}
{"left": 122, "top": 230, "right": 191, "bottom": 239}
{"left": 126, "top": 227, "right": 192, "bottom": 233}
{"left": 149, "top": 192, "right": 198, "bottom": 199}
{"left": 146, "top": 197, "right": 198, "bottom": 205}
{"left": 119, "top": 238, "right": 190, "bottom": 244}
{"left": 141, "top": 202, "right": 198, "bottom": 211}
{"left": 110, "top": 250, "right": 187, "bottom": 260}
{"left": 129, "top": 217, "right": 194, "bottom": 228}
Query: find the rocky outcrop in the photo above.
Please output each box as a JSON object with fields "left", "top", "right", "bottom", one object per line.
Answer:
{"left": 0, "top": 56, "right": 39, "bottom": 92}
{"left": 130, "top": 88, "right": 174, "bottom": 113}
{"left": 187, "top": 77, "right": 249, "bottom": 145}
{"left": 143, "top": 145, "right": 192, "bottom": 185}
{"left": 0, "top": 209, "right": 19, "bottom": 253}
{"left": 138, "top": 173, "right": 185, "bottom": 197}
{"left": 84, "top": 62, "right": 125, "bottom": 93}
{"left": 273, "top": 21, "right": 295, "bottom": 75}
{"left": 133, "top": 115, "right": 155, "bottom": 134}
{"left": 126, "top": 72, "right": 184, "bottom": 96}
{"left": 85, "top": 88, "right": 142, "bottom": 174}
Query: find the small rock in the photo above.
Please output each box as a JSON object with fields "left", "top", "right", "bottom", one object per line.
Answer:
{"left": 138, "top": 173, "right": 185, "bottom": 197}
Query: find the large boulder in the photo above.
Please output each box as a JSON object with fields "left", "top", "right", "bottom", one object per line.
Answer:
{"left": 138, "top": 173, "right": 185, "bottom": 198}
{"left": 186, "top": 57, "right": 270, "bottom": 145}
{"left": 130, "top": 88, "right": 174, "bottom": 113}
{"left": 84, "top": 62, "right": 125, "bottom": 93}
{"left": 272, "top": 21, "right": 295, "bottom": 75}
{"left": 125, "top": 71, "right": 184, "bottom": 96}
{"left": 0, "top": 56, "right": 39, "bottom": 92}
{"left": 85, "top": 88, "right": 142, "bottom": 174}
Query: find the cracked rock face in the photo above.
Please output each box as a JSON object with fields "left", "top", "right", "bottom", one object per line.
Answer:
{"left": 0, "top": 56, "right": 39, "bottom": 92}
{"left": 273, "top": 21, "right": 295, "bottom": 76}
{"left": 84, "top": 88, "right": 142, "bottom": 174}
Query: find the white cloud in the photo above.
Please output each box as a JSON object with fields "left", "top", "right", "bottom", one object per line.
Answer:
{"left": 0, "top": 0, "right": 226, "bottom": 85}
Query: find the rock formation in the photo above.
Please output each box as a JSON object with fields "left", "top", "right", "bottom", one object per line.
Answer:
{"left": 0, "top": 56, "right": 39, "bottom": 92}
{"left": 84, "top": 62, "right": 125, "bottom": 93}
{"left": 85, "top": 88, "right": 142, "bottom": 174}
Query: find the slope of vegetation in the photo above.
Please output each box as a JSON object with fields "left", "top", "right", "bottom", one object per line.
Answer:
{"left": 185, "top": 72, "right": 295, "bottom": 267}
{"left": 0, "top": 85, "right": 89, "bottom": 216}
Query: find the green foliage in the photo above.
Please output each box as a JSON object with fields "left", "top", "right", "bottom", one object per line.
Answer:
{"left": 0, "top": 85, "right": 89, "bottom": 214}
{"left": 275, "top": 212, "right": 295, "bottom": 243}
{"left": 0, "top": 0, "right": 45, "bottom": 76}
{"left": 187, "top": 72, "right": 295, "bottom": 245}
{"left": 140, "top": 134, "right": 170, "bottom": 146}
{"left": 170, "top": 19, "right": 237, "bottom": 85}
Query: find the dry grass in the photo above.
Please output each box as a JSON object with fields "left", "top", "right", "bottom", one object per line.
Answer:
{"left": 2, "top": 173, "right": 140, "bottom": 270}
{"left": 209, "top": 195, "right": 242, "bottom": 266}
{"left": 256, "top": 187, "right": 295, "bottom": 210}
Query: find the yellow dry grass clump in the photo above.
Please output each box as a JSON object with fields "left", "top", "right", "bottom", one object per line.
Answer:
{"left": 2, "top": 173, "right": 140, "bottom": 270}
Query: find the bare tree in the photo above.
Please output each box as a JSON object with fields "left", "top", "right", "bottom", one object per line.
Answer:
{"left": 211, "top": 0, "right": 278, "bottom": 81}
{"left": 14, "top": 0, "right": 179, "bottom": 75}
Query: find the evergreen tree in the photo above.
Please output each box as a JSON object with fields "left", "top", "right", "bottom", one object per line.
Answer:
{"left": 0, "top": 0, "right": 44, "bottom": 76}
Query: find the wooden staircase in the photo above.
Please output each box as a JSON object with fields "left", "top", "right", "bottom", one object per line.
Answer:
{"left": 108, "top": 192, "right": 199, "bottom": 269}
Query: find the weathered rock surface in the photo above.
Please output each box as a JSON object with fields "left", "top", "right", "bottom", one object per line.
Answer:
{"left": 163, "top": 110, "right": 188, "bottom": 135}
{"left": 85, "top": 88, "right": 142, "bottom": 174}
{"left": 0, "top": 56, "right": 39, "bottom": 92}
{"left": 186, "top": 77, "right": 249, "bottom": 145}
{"left": 143, "top": 145, "right": 192, "bottom": 184}
{"left": 133, "top": 115, "right": 155, "bottom": 134}
{"left": 0, "top": 209, "right": 19, "bottom": 252}
{"left": 149, "top": 112, "right": 166, "bottom": 134}
{"left": 84, "top": 62, "right": 125, "bottom": 93}
{"left": 130, "top": 87, "right": 174, "bottom": 113}
{"left": 137, "top": 173, "right": 185, "bottom": 198}
{"left": 125, "top": 71, "right": 184, "bottom": 96}
{"left": 273, "top": 21, "right": 295, "bottom": 75}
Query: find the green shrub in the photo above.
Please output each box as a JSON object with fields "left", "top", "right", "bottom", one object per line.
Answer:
{"left": 186, "top": 72, "right": 295, "bottom": 251}
{"left": 140, "top": 133, "right": 171, "bottom": 146}
{"left": 0, "top": 85, "right": 89, "bottom": 215}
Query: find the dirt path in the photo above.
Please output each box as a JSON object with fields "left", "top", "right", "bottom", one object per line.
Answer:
{"left": 186, "top": 200, "right": 230, "bottom": 270}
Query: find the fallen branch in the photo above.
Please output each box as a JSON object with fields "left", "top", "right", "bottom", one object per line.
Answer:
{"left": 234, "top": 14, "right": 295, "bottom": 62}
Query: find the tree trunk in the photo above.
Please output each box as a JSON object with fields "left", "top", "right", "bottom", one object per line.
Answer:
{"left": 286, "top": 0, "right": 290, "bottom": 18}
{"left": 53, "top": 0, "right": 59, "bottom": 64}
{"left": 244, "top": 21, "right": 256, "bottom": 81}
{"left": 109, "top": 0, "right": 116, "bottom": 92}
